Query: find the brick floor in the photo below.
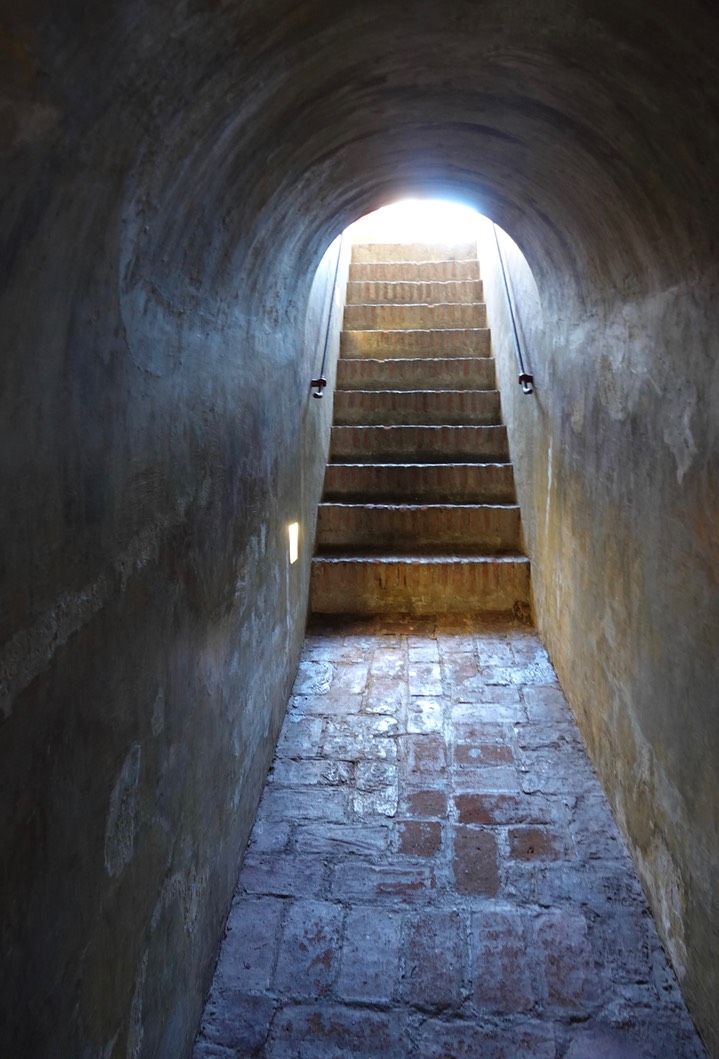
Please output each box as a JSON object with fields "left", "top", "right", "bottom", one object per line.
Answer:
{"left": 193, "top": 615, "right": 705, "bottom": 1059}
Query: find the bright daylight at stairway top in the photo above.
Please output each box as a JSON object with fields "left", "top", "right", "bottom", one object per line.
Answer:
{"left": 347, "top": 198, "right": 483, "bottom": 245}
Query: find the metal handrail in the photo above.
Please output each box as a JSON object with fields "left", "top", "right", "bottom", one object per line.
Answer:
{"left": 492, "top": 224, "right": 534, "bottom": 395}
{"left": 311, "top": 232, "right": 344, "bottom": 398}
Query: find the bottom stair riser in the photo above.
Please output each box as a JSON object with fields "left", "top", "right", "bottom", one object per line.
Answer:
{"left": 311, "top": 557, "right": 531, "bottom": 615}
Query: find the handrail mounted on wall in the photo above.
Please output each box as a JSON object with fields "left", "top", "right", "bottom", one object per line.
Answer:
{"left": 311, "top": 232, "right": 345, "bottom": 398}
{"left": 492, "top": 224, "right": 534, "bottom": 395}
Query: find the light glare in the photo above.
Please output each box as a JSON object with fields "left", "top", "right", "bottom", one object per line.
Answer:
{"left": 347, "top": 198, "right": 481, "bottom": 244}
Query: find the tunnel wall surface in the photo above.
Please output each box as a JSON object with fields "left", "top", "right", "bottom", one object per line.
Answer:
{"left": 481, "top": 219, "right": 719, "bottom": 1056}
{"left": 1, "top": 0, "right": 718, "bottom": 1055}
{"left": 0, "top": 6, "right": 345, "bottom": 1048}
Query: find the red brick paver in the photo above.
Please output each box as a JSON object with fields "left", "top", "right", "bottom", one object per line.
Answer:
{"left": 194, "top": 615, "right": 705, "bottom": 1058}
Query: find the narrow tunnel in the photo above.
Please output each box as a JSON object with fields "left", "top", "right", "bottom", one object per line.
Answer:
{"left": 1, "top": 2, "right": 717, "bottom": 1056}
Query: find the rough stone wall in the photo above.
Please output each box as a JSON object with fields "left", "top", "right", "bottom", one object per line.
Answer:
{"left": 1, "top": 0, "right": 718, "bottom": 1055}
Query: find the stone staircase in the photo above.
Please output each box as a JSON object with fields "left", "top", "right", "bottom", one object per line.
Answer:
{"left": 310, "top": 241, "right": 531, "bottom": 616}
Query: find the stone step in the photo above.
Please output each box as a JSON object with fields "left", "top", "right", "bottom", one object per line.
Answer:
{"left": 310, "top": 554, "right": 531, "bottom": 615}
{"left": 344, "top": 302, "right": 487, "bottom": 331}
{"left": 341, "top": 328, "right": 491, "bottom": 358}
{"left": 330, "top": 424, "right": 509, "bottom": 462}
{"left": 312, "top": 239, "right": 532, "bottom": 619}
{"left": 316, "top": 503, "right": 521, "bottom": 552}
{"left": 322, "top": 462, "right": 516, "bottom": 503}
{"left": 346, "top": 279, "right": 484, "bottom": 305}
{"left": 332, "top": 389, "right": 501, "bottom": 426}
{"left": 350, "top": 259, "right": 479, "bottom": 282}
{"left": 351, "top": 242, "right": 477, "bottom": 264}
{"left": 336, "top": 357, "right": 496, "bottom": 391}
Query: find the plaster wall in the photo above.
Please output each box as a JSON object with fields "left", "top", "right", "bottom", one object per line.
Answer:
{"left": 0, "top": 37, "right": 346, "bottom": 1049}
{"left": 481, "top": 221, "right": 719, "bottom": 1057}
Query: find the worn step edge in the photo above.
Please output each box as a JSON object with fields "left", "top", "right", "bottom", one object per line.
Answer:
{"left": 325, "top": 460, "right": 514, "bottom": 469}
{"left": 313, "top": 551, "right": 528, "bottom": 561}
{"left": 333, "top": 388, "right": 499, "bottom": 396}
{"left": 318, "top": 501, "right": 520, "bottom": 512}
{"left": 330, "top": 424, "right": 508, "bottom": 434}
{"left": 345, "top": 300, "right": 486, "bottom": 308}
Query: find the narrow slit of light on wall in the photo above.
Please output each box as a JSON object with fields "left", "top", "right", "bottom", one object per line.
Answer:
{"left": 288, "top": 522, "right": 299, "bottom": 564}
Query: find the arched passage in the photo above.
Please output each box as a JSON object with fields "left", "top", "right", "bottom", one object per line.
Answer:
{"left": 1, "top": 2, "right": 717, "bottom": 1055}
